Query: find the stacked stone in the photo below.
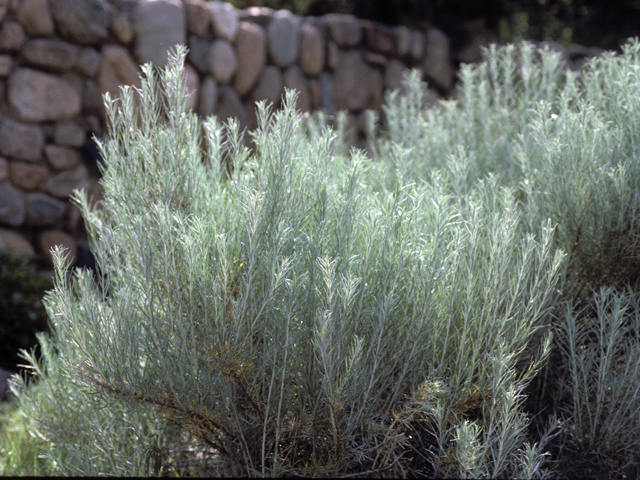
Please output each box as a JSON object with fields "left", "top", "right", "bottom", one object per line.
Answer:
{"left": 0, "top": 0, "right": 455, "bottom": 267}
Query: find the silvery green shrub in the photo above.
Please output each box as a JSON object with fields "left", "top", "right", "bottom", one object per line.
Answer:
{"left": 2, "top": 47, "right": 564, "bottom": 477}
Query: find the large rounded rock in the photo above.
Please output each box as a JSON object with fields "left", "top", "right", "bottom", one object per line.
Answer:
{"left": 45, "top": 145, "right": 82, "bottom": 170}
{"left": 216, "top": 85, "right": 248, "bottom": 131}
{"left": 423, "top": 27, "right": 453, "bottom": 90}
{"left": 20, "top": 39, "right": 79, "bottom": 71}
{"left": 249, "top": 65, "right": 283, "bottom": 108}
{"left": 50, "top": 0, "right": 110, "bottom": 45}
{"left": 208, "top": 1, "right": 238, "bottom": 43}
{"left": 75, "top": 47, "right": 101, "bottom": 77}
{"left": 54, "top": 122, "right": 86, "bottom": 148}
{"left": 333, "top": 50, "right": 377, "bottom": 111}
{"left": 234, "top": 21, "right": 266, "bottom": 96}
{"left": 98, "top": 45, "right": 142, "bottom": 111}
{"left": 133, "top": 0, "right": 186, "bottom": 69}
{"left": 299, "top": 23, "right": 324, "bottom": 76}
{"left": 283, "top": 65, "right": 310, "bottom": 113}
{"left": 385, "top": 58, "right": 406, "bottom": 92}
{"left": 8, "top": 68, "right": 81, "bottom": 122}
{"left": 39, "top": 230, "right": 77, "bottom": 267}
{"left": 9, "top": 162, "right": 48, "bottom": 190}
{"left": 17, "top": 0, "right": 54, "bottom": 36}
{"left": 267, "top": 10, "right": 299, "bottom": 68}
{"left": 183, "top": 63, "right": 200, "bottom": 111}
{"left": 198, "top": 75, "right": 218, "bottom": 117}
{"left": 0, "top": 181, "right": 26, "bottom": 227}
{"left": 208, "top": 39, "right": 236, "bottom": 84}
{"left": 322, "top": 14, "right": 361, "bottom": 47}
{"left": 0, "top": 119, "right": 43, "bottom": 162}
{"left": 0, "top": 228, "right": 34, "bottom": 256}
{"left": 188, "top": 35, "right": 211, "bottom": 73}
{"left": 185, "top": 0, "right": 209, "bottom": 38}
{"left": 25, "top": 192, "right": 66, "bottom": 227}
{"left": 0, "top": 21, "right": 27, "bottom": 51}
{"left": 42, "top": 164, "right": 91, "bottom": 198}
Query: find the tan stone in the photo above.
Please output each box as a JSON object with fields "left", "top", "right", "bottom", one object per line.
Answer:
{"left": 39, "top": 230, "right": 77, "bottom": 266}
{"left": 8, "top": 68, "right": 81, "bottom": 122}
{"left": 45, "top": 145, "right": 81, "bottom": 170}
{"left": 0, "top": 157, "right": 7, "bottom": 180}
{"left": 208, "top": 39, "right": 236, "bottom": 84}
{"left": 112, "top": 13, "right": 133, "bottom": 44}
{"left": 98, "top": 45, "right": 141, "bottom": 118}
{"left": 185, "top": 0, "right": 209, "bottom": 38}
{"left": 0, "top": 229, "right": 34, "bottom": 256}
{"left": 0, "top": 54, "right": 10, "bottom": 76}
{"left": 234, "top": 21, "right": 266, "bottom": 96}
{"left": 43, "top": 164, "right": 91, "bottom": 198}
{"left": 0, "top": 21, "right": 27, "bottom": 51}
{"left": 308, "top": 78, "right": 320, "bottom": 110}
{"left": 17, "top": 0, "right": 54, "bottom": 36}
{"left": 423, "top": 28, "right": 453, "bottom": 90}
{"left": 54, "top": 122, "right": 86, "bottom": 147}
{"left": 299, "top": 23, "right": 324, "bottom": 76}
{"left": 9, "top": 162, "right": 48, "bottom": 190}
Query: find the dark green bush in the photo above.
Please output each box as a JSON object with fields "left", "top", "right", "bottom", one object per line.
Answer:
{"left": 0, "top": 250, "right": 52, "bottom": 374}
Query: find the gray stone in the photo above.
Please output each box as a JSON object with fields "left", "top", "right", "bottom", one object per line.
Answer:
{"left": 410, "top": 30, "right": 424, "bottom": 62}
{"left": 423, "top": 27, "right": 453, "bottom": 90}
{"left": 112, "top": 13, "right": 133, "bottom": 44}
{"left": 43, "top": 164, "right": 91, "bottom": 198}
{"left": 0, "top": 0, "right": 7, "bottom": 23}
{"left": 239, "top": 6, "right": 273, "bottom": 28}
{"left": 363, "top": 21, "right": 395, "bottom": 54}
{"left": 39, "top": 230, "right": 77, "bottom": 267}
{"left": 0, "top": 55, "right": 11, "bottom": 76}
{"left": 20, "top": 39, "right": 79, "bottom": 71}
{"left": 267, "top": 10, "right": 299, "bottom": 68}
{"left": 0, "top": 21, "right": 27, "bottom": 51}
{"left": 9, "top": 161, "right": 48, "bottom": 190}
{"left": 308, "top": 77, "right": 320, "bottom": 109}
{"left": 0, "top": 229, "right": 34, "bottom": 256}
{"left": 133, "top": 0, "right": 186, "bottom": 69}
{"left": 216, "top": 85, "right": 248, "bottom": 131}
{"left": 45, "top": 144, "right": 82, "bottom": 169}
{"left": 299, "top": 23, "right": 324, "bottom": 76}
{"left": 0, "top": 118, "right": 43, "bottom": 162}
{"left": 365, "top": 51, "right": 387, "bottom": 67}
{"left": 50, "top": 0, "right": 110, "bottom": 45}
{"left": 249, "top": 65, "right": 283, "bottom": 108}
{"left": 198, "top": 75, "right": 217, "bottom": 117}
{"left": 322, "top": 14, "right": 361, "bottom": 47}
{"left": 83, "top": 79, "right": 102, "bottom": 113}
{"left": 234, "top": 21, "right": 266, "bottom": 96}
{"left": 188, "top": 34, "right": 210, "bottom": 73}
{"left": 0, "top": 157, "right": 6, "bottom": 180}
{"left": 333, "top": 50, "right": 377, "bottom": 111}
{"left": 385, "top": 58, "right": 406, "bottom": 92}
{"left": 54, "top": 122, "right": 86, "bottom": 148}
{"left": 26, "top": 192, "right": 66, "bottom": 226}
{"left": 319, "top": 72, "right": 335, "bottom": 115}
{"left": 75, "top": 47, "right": 101, "bottom": 77}
{"left": 0, "top": 181, "right": 26, "bottom": 226}
{"left": 208, "top": 39, "right": 236, "bottom": 84}
{"left": 208, "top": 1, "right": 238, "bottom": 43}
{"left": 185, "top": 0, "right": 209, "bottom": 38}
{"left": 8, "top": 68, "right": 81, "bottom": 122}
{"left": 17, "top": 0, "right": 54, "bottom": 36}
{"left": 327, "top": 41, "right": 339, "bottom": 70}
{"left": 283, "top": 65, "right": 310, "bottom": 113}
{"left": 395, "top": 25, "right": 411, "bottom": 57}
{"left": 183, "top": 63, "right": 200, "bottom": 111}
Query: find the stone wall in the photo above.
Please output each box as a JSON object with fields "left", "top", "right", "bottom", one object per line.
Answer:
{"left": 0, "top": 0, "right": 601, "bottom": 268}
